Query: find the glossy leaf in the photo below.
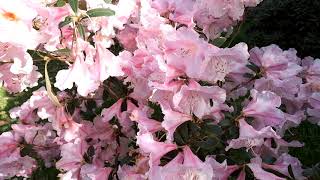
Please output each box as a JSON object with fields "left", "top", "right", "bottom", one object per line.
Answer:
{"left": 68, "top": 0, "right": 78, "bottom": 13}
{"left": 86, "top": 8, "right": 115, "bottom": 18}
{"left": 212, "top": 37, "right": 227, "bottom": 47}
{"left": 77, "top": 24, "right": 86, "bottom": 39}
{"left": 59, "top": 16, "right": 72, "bottom": 28}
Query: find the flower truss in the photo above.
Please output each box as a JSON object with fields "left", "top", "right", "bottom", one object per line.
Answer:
{"left": 0, "top": 0, "right": 318, "bottom": 179}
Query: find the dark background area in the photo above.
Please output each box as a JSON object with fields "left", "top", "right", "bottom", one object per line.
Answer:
{"left": 234, "top": 0, "right": 320, "bottom": 58}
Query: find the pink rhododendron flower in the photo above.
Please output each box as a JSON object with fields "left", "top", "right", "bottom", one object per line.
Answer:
{"left": 152, "top": 0, "right": 196, "bottom": 27}
{"left": 130, "top": 108, "right": 162, "bottom": 133}
{"left": 226, "top": 118, "right": 280, "bottom": 151}
{"left": 200, "top": 43, "right": 250, "bottom": 83}
{"left": 0, "top": 132, "right": 19, "bottom": 159}
{"left": 163, "top": 27, "right": 207, "bottom": 79}
{"left": 55, "top": 40, "right": 125, "bottom": 96}
{"left": 249, "top": 45, "right": 302, "bottom": 80}
{"left": 0, "top": 150, "right": 37, "bottom": 178}
{"left": 54, "top": 42, "right": 100, "bottom": 96}
{"left": 32, "top": 4, "right": 70, "bottom": 51}
{"left": 117, "top": 25, "right": 138, "bottom": 52}
{"left": 172, "top": 80, "right": 226, "bottom": 118}
{"left": 0, "top": 43, "right": 33, "bottom": 74}
{"left": 263, "top": 153, "right": 304, "bottom": 179}
{"left": 193, "top": 0, "right": 263, "bottom": 39}
{"left": 205, "top": 157, "right": 239, "bottom": 179}
{"left": 0, "top": 64, "right": 41, "bottom": 93}
{"left": 10, "top": 87, "right": 56, "bottom": 124}
{"left": 0, "top": 43, "right": 41, "bottom": 94}
{"left": 305, "top": 59, "right": 320, "bottom": 83}
{"left": 161, "top": 109, "right": 192, "bottom": 141}
{"left": 307, "top": 92, "right": 320, "bottom": 125}
{"left": 53, "top": 107, "right": 88, "bottom": 142}
{"left": 149, "top": 146, "right": 214, "bottom": 180}
{"left": 0, "top": 131, "right": 37, "bottom": 178}
{"left": 117, "top": 156, "right": 149, "bottom": 180}
{"left": 243, "top": 89, "right": 285, "bottom": 127}
{"left": 136, "top": 132, "right": 177, "bottom": 166}
{"left": 56, "top": 138, "right": 88, "bottom": 176}
{"left": 247, "top": 157, "right": 285, "bottom": 180}
{"left": 101, "top": 98, "right": 123, "bottom": 122}
{"left": 11, "top": 124, "right": 59, "bottom": 167}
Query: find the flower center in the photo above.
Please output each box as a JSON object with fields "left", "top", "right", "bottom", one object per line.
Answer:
{"left": 2, "top": 11, "right": 18, "bottom": 21}
{"left": 183, "top": 168, "right": 208, "bottom": 180}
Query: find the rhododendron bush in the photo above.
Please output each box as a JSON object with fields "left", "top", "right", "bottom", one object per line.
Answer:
{"left": 0, "top": 0, "right": 319, "bottom": 179}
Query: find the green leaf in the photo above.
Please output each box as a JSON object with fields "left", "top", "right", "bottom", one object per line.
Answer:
{"left": 30, "top": 167, "right": 60, "bottom": 180}
{"left": 149, "top": 102, "right": 164, "bottom": 121}
{"left": 52, "top": 48, "right": 71, "bottom": 56}
{"left": 55, "top": 0, "right": 66, "bottom": 7}
{"left": 68, "top": 0, "right": 79, "bottom": 13}
{"left": 86, "top": 8, "right": 115, "bottom": 18}
{"left": 193, "top": 138, "right": 220, "bottom": 150}
{"left": 243, "top": 73, "right": 255, "bottom": 79}
{"left": 218, "top": 117, "right": 232, "bottom": 127}
{"left": 104, "top": 0, "right": 112, "bottom": 3}
{"left": 202, "top": 123, "right": 223, "bottom": 136}
{"left": 77, "top": 24, "right": 86, "bottom": 39}
{"left": 59, "top": 16, "right": 72, "bottom": 28}
{"left": 227, "top": 148, "right": 252, "bottom": 164}
{"left": 0, "top": 123, "right": 12, "bottom": 133}
{"left": 178, "top": 121, "right": 190, "bottom": 141}
{"left": 173, "top": 131, "right": 185, "bottom": 145}
{"left": 246, "top": 63, "right": 260, "bottom": 73}
{"left": 212, "top": 37, "right": 227, "bottom": 47}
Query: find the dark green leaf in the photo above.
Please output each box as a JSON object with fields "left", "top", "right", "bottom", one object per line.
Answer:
{"left": 148, "top": 102, "right": 164, "bottom": 121}
{"left": 212, "top": 37, "right": 227, "bottom": 47}
{"left": 202, "top": 122, "right": 223, "bottom": 136}
{"left": 173, "top": 130, "right": 185, "bottom": 145}
{"left": 227, "top": 148, "right": 252, "bottom": 164}
{"left": 52, "top": 48, "right": 71, "bottom": 56}
{"left": 30, "top": 167, "right": 60, "bottom": 180}
{"left": 77, "top": 24, "right": 86, "bottom": 39}
{"left": 0, "top": 124, "right": 11, "bottom": 132}
{"left": 174, "top": 121, "right": 190, "bottom": 145}
{"left": 243, "top": 73, "right": 255, "bottom": 79}
{"left": 119, "top": 154, "right": 135, "bottom": 166}
{"left": 246, "top": 63, "right": 260, "bottom": 73}
{"left": 55, "top": 0, "right": 66, "bottom": 7}
{"left": 193, "top": 138, "right": 220, "bottom": 150}
{"left": 59, "top": 16, "right": 72, "bottom": 28}
{"left": 180, "top": 122, "right": 189, "bottom": 140}
{"left": 219, "top": 117, "right": 232, "bottom": 127}
{"left": 68, "top": 0, "right": 79, "bottom": 13}
{"left": 86, "top": 8, "right": 115, "bottom": 18}
{"left": 188, "top": 121, "right": 201, "bottom": 134}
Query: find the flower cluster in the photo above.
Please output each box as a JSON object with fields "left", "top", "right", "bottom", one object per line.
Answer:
{"left": 0, "top": 0, "right": 318, "bottom": 179}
